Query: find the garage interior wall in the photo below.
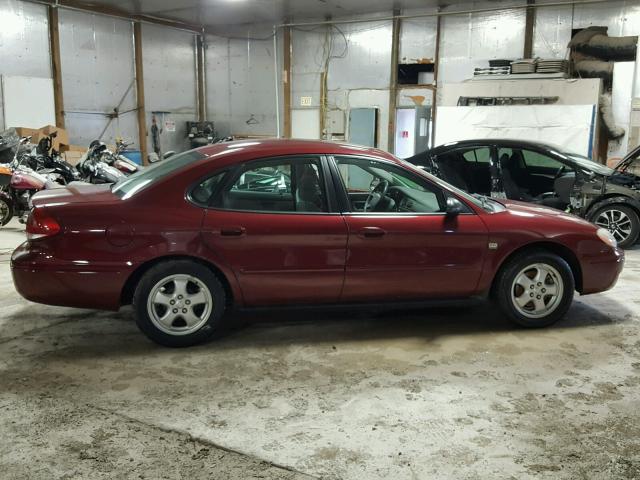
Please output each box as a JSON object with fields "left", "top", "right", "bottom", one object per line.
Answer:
{"left": 58, "top": 9, "right": 138, "bottom": 148}
{"left": 0, "top": 0, "right": 51, "bottom": 130}
{"left": 206, "top": 29, "right": 280, "bottom": 139}
{"left": 1, "top": 0, "right": 640, "bottom": 157}
{"left": 142, "top": 24, "right": 197, "bottom": 154}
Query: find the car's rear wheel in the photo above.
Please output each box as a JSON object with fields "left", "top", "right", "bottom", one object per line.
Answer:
{"left": 133, "top": 260, "right": 226, "bottom": 347}
{"left": 592, "top": 204, "right": 639, "bottom": 248}
{"left": 494, "top": 251, "right": 574, "bottom": 328}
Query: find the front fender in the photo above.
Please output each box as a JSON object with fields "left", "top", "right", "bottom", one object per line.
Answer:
{"left": 585, "top": 195, "right": 640, "bottom": 220}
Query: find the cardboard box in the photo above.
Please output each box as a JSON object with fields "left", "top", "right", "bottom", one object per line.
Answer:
{"left": 63, "top": 150, "right": 85, "bottom": 166}
{"left": 14, "top": 127, "right": 38, "bottom": 139}
{"left": 23, "top": 125, "right": 70, "bottom": 152}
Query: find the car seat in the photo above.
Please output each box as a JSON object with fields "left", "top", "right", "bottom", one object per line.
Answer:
{"left": 500, "top": 153, "right": 566, "bottom": 209}
{"left": 295, "top": 165, "right": 325, "bottom": 212}
{"left": 438, "top": 155, "right": 469, "bottom": 191}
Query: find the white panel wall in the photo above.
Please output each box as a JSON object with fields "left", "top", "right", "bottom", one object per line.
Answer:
{"left": 142, "top": 24, "right": 197, "bottom": 154}
{"left": 58, "top": 10, "right": 137, "bottom": 148}
{"left": 0, "top": 0, "right": 50, "bottom": 130}
{"left": 399, "top": 11, "right": 437, "bottom": 64}
{"left": 438, "top": 0, "right": 527, "bottom": 84}
{"left": 206, "top": 32, "right": 278, "bottom": 138}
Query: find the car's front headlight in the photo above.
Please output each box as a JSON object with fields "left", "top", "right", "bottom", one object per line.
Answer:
{"left": 597, "top": 228, "right": 617, "bottom": 248}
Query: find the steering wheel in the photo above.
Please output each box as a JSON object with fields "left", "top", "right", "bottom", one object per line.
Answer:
{"left": 364, "top": 179, "right": 389, "bottom": 212}
{"left": 554, "top": 165, "right": 566, "bottom": 179}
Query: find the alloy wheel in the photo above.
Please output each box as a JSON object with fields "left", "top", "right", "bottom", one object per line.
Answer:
{"left": 595, "top": 208, "right": 633, "bottom": 243}
{"left": 147, "top": 274, "right": 213, "bottom": 336}
{"left": 510, "top": 263, "right": 564, "bottom": 319}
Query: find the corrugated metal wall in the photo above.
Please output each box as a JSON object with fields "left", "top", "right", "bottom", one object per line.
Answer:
{"left": 142, "top": 24, "right": 197, "bottom": 154}
{"left": 58, "top": 9, "right": 137, "bottom": 148}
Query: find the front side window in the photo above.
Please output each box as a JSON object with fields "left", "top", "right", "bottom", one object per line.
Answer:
{"left": 216, "top": 157, "right": 327, "bottom": 213}
{"left": 190, "top": 171, "right": 227, "bottom": 206}
{"left": 521, "top": 149, "right": 564, "bottom": 170}
{"left": 334, "top": 156, "right": 445, "bottom": 214}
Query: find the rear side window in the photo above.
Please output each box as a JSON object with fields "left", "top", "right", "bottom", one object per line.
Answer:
{"left": 462, "top": 147, "right": 491, "bottom": 164}
{"left": 112, "top": 150, "right": 205, "bottom": 199}
{"left": 214, "top": 157, "right": 328, "bottom": 213}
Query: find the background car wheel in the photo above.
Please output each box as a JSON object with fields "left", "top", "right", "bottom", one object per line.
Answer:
{"left": 0, "top": 197, "right": 13, "bottom": 226}
{"left": 133, "top": 260, "right": 226, "bottom": 347}
{"left": 494, "top": 250, "right": 575, "bottom": 328}
{"left": 591, "top": 204, "right": 639, "bottom": 248}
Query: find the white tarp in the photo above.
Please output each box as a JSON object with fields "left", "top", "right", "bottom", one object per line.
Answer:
{"left": 435, "top": 105, "right": 596, "bottom": 157}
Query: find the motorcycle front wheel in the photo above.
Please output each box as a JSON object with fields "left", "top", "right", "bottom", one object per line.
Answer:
{"left": 0, "top": 196, "right": 14, "bottom": 226}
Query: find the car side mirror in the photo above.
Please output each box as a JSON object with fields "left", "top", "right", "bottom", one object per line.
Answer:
{"left": 446, "top": 197, "right": 465, "bottom": 216}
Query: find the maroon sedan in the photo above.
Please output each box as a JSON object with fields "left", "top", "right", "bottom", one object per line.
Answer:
{"left": 12, "top": 140, "right": 624, "bottom": 347}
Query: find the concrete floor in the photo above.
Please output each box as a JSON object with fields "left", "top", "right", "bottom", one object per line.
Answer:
{"left": 1, "top": 218, "right": 639, "bottom": 480}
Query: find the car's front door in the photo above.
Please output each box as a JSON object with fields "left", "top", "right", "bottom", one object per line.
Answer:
{"left": 330, "top": 155, "right": 490, "bottom": 302}
{"left": 200, "top": 155, "right": 348, "bottom": 306}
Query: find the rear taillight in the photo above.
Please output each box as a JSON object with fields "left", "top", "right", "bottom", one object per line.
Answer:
{"left": 26, "top": 208, "right": 61, "bottom": 240}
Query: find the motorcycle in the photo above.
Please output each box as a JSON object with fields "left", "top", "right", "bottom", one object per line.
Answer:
{"left": 77, "top": 141, "right": 127, "bottom": 184}
{"left": 94, "top": 139, "right": 142, "bottom": 175}
{"left": 0, "top": 136, "right": 59, "bottom": 225}
{"left": 32, "top": 131, "right": 82, "bottom": 185}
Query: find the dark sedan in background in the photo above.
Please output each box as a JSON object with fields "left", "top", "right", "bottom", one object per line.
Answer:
{"left": 408, "top": 139, "right": 640, "bottom": 248}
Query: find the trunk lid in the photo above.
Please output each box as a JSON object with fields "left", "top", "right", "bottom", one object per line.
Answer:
{"left": 31, "top": 182, "right": 117, "bottom": 207}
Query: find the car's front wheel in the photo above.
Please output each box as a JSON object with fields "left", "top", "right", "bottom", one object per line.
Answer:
{"left": 494, "top": 251, "right": 575, "bottom": 328}
{"left": 591, "top": 204, "right": 639, "bottom": 249}
{"left": 133, "top": 260, "right": 226, "bottom": 347}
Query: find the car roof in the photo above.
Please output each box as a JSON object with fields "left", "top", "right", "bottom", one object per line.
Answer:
{"left": 195, "top": 139, "right": 397, "bottom": 166}
{"left": 424, "top": 138, "right": 562, "bottom": 155}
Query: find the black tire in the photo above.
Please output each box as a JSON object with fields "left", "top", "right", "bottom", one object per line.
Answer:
{"left": 494, "top": 250, "right": 575, "bottom": 328}
{"left": 0, "top": 196, "right": 13, "bottom": 226}
{"left": 590, "top": 204, "right": 639, "bottom": 249}
{"left": 133, "top": 260, "right": 226, "bottom": 347}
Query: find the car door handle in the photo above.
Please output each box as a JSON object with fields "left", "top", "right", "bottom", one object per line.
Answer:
{"left": 359, "top": 227, "right": 386, "bottom": 238}
{"left": 220, "top": 226, "right": 246, "bottom": 237}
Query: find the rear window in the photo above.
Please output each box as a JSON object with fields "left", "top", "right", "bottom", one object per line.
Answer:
{"left": 112, "top": 150, "right": 205, "bottom": 199}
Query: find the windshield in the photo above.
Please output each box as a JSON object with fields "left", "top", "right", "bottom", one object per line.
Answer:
{"left": 112, "top": 150, "right": 206, "bottom": 198}
{"left": 562, "top": 152, "right": 613, "bottom": 175}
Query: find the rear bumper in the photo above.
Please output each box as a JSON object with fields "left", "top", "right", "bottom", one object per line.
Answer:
{"left": 580, "top": 246, "right": 625, "bottom": 295}
{"left": 11, "top": 241, "right": 127, "bottom": 310}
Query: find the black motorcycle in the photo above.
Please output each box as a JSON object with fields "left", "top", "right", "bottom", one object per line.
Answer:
{"left": 32, "top": 132, "right": 82, "bottom": 185}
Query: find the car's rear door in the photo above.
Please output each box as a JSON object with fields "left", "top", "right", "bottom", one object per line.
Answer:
{"left": 200, "top": 155, "right": 348, "bottom": 306}
{"left": 330, "top": 155, "right": 489, "bottom": 302}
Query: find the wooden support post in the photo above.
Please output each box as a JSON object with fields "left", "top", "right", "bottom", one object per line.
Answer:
{"left": 48, "top": 5, "right": 65, "bottom": 128}
{"left": 196, "top": 34, "right": 206, "bottom": 122}
{"left": 133, "top": 22, "right": 148, "bottom": 165}
{"left": 431, "top": 13, "right": 442, "bottom": 149}
{"left": 524, "top": 0, "right": 535, "bottom": 58}
{"left": 387, "top": 10, "right": 401, "bottom": 154}
{"left": 283, "top": 26, "right": 292, "bottom": 138}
